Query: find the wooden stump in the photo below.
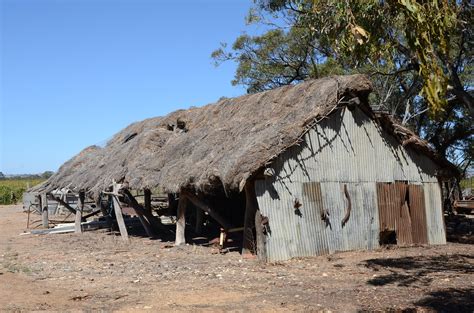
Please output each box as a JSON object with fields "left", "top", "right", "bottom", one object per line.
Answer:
{"left": 242, "top": 181, "right": 257, "bottom": 256}
{"left": 175, "top": 194, "right": 187, "bottom": 246}
{"left": 41, "top": 193, "right": 49, "bottom": 229}
{"left": 75, "top": 191, "right": 84, "bottom": 234}
{"left": 144, "top": 189, "right": 152, "bottom": 214}
{"left": 255, "top": 209, "right": 267, "bottom": 262}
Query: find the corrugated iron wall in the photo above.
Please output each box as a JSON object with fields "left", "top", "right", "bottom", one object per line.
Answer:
{"left": 255, "top": 107, "right": 444, "bottom": 261}
{"left": 255, "top": 180, "right": 380, "bottom": 261}
{"left": 423, "top": 182, "right": 446, "bottom": 245}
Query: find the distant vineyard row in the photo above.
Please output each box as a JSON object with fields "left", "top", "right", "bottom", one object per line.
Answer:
{"left": 0, "top": 179, "right": 45, "bottom": 205}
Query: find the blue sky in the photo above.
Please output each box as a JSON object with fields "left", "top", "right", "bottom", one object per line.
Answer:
{"left": 0, "top": 0, "right": 257, "bottom": 174}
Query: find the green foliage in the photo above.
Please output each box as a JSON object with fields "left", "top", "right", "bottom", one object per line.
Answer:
{"left": 212, "top": 0, "right": 473, "bottom": 176}
{"left": 213, "top": 27, "right": 345, "bottom": 93}
{"left": 0, "top": 178, "right": 45, "bottom": 205}
{"left": 396, "top": 0, "right": 456, "bottom": 114}
{"left": 41, "top": 171, "right": 54, "bottom": 179}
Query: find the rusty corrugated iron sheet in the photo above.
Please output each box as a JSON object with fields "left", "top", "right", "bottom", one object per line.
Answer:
{"left": 409, "top": 184, "right": 428, "bottom": 244}
{"left": 398, "top": 202, "right": 414, "bottom": 245}
{"left": 376, "top": 182, "right": 429, "bottom": 245}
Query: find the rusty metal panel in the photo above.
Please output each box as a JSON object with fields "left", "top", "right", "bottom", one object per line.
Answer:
{"left": 376, "top": 182, "right": 416, "bottom": 245}
{"left": 423, "top": 182, "right": 446, "bottom": 244}
{"left": 395, "top": 183, "right": 414, "bottom": 245}
{"left": 408, "top": 184, "right": 428, "bottom": 244}
{"left": 377, "top": 182, "right": 400, "bottom": 231}
{"left": 397, "top": 202, "right": 413, "bottom": 245}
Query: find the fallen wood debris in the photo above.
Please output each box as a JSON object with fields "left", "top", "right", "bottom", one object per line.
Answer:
{"left": 24, "top": 217, "right": 144, "bottom": 235}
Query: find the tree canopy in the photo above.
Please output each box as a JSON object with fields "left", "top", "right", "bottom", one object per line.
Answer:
{"left": 213, "top": 0, "right": 473, "bottom": 176}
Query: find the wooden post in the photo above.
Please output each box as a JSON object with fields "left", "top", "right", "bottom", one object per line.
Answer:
{"left": 144, "top": 189, "right": 152, "bottom": 214}
{"left": 97, "top": 193, "right": 113, "bottom": 229}
{"left": 75, "top": 191, "right": 84, "bottom": 233}
{"left": 242, "top": 181, "right": 257, "bottom": 256}
{"left": 195, "top": 207, "right": 204, "bottom": 235}
{"left": 112, "top": 195, "right": 129, "bottom": 241}
{"left": 168, "top": 193, "right": 178, "bottom": 216}
{"left": 112, "top": 183, "right": 129, "bottom": 242}
{"left": 255, "top": 210, "right": 267, "bottom": 262}
{"left": 41, "top": 193, "right": 49, "bottom": 229}
{"left": 122, "top": 190, "right": 154, "bottom": 237}
{"left": 50, "top": 193, "right": 76, "bottom": 214}
{"left": 175, "top": 193, "right": 188, "bottom": 246}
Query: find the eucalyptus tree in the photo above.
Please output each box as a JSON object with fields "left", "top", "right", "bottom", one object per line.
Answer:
{"left": 213, "top": 0, "right": 473, "bottom": 175}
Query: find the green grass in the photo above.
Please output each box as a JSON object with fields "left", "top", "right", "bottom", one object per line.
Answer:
{"left": 0, "top": 178, "right": 45, "bottom": 205}
{"left": 460, "top": 177, "right": 474, "bottom": 190}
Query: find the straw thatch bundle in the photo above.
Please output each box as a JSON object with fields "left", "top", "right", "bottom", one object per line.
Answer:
{"left": 33, "top": 74, "right": 452, "bottom": 198}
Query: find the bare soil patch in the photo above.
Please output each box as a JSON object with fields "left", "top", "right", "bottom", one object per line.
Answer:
{"left": 1, "top": 205, "right": 473, "bottom": 312}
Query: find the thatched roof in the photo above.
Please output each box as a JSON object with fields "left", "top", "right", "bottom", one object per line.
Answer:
{"left": 33, "top": 74, "right": 452, "bottom": 198}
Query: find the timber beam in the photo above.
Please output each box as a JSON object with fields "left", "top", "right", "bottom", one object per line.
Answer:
{"left": 121, "top": 189, "right": 168, "bottom": 235}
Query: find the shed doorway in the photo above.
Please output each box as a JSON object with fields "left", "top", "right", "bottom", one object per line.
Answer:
{"left": 376, "top": 182, "right": 428, "bottom": 245}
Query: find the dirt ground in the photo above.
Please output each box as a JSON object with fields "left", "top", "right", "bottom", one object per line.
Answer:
{"left": 0, "top": 205, "right": 473, "bottom": 312}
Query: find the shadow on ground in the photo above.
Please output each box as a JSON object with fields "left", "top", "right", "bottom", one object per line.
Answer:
{"left": 415, "top": 288, "right": 474, "bottom": 313}
{"left": 445, "top": 213, "right": 474, "bottom": 244}
{"left": 362, "top": 253, "right": 473, "bottom": 287}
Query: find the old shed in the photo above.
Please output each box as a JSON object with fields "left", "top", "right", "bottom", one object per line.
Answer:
{"left": 33, "top": 74, "right": 453, "bottom": 261}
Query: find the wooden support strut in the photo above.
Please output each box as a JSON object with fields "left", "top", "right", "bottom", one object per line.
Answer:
{"left": 49, "top": 193, "right": 77, "bottom": 214}
{"left": 120, "top": 189, "right": 154, "bottom": 237}
{"left": 121, "top": 189, "right": 167, "bottom": 234}
{"left": 181, "top": 190, "right": 231, "bottom": 230}
{"left": 175, "top": 190, "right": 232, "bottom": 246}
{"left": 75, "top": 191, "right": 84, "bottom": 234}
{"left": 112, "top": 182, "right": 129, "bottom": 242}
